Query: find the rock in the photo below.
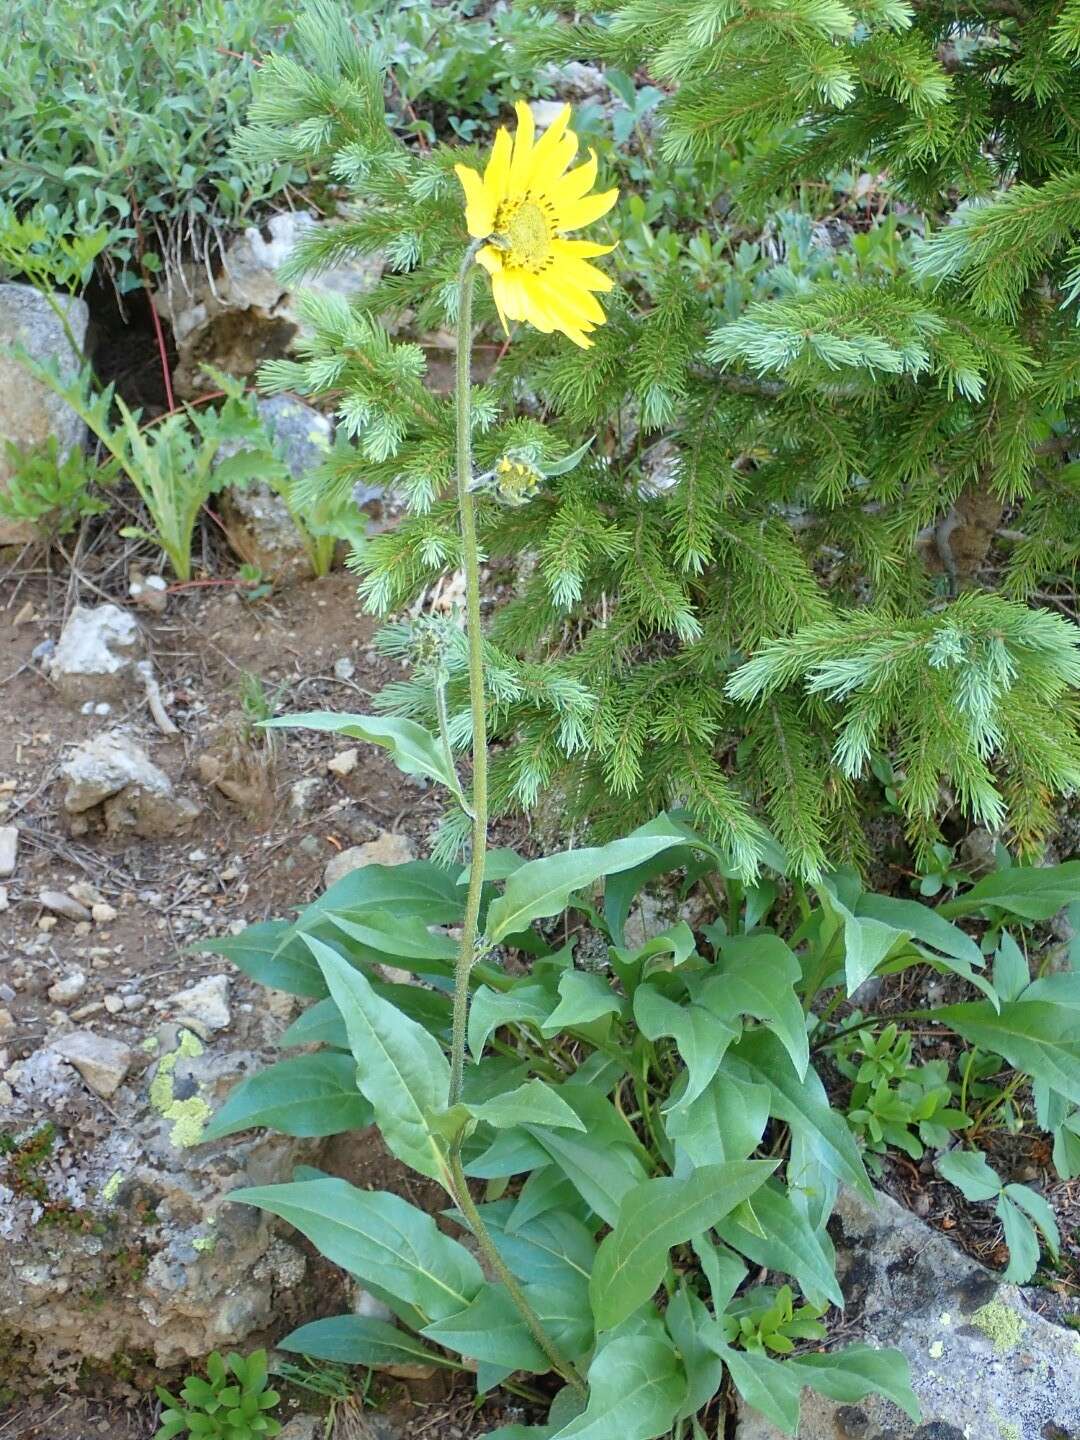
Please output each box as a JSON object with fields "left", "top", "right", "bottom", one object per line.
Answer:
{"left": 166, "top": 974, "right": 231, "bottom": 1033}
{"left": 218, "top": 394, "right": 346, "bottom": 583}
{"left": 0, "top": 825, "right": 18, "bottom": 878}
{"left": 91, "top": 901, "right": 118, "bottom": 924}
{"left": 39, "top": 890, "right": 92, "bottom": 923}
{"left": 154, "top": 212, "right": 384, "bottom": 399}
{"left": 60, "top": 729, "right": 199, "bottom": 838}
{"left": 0, "top": 283, "right": 90, "bottom": 546}
{"left": 529, "top": 98, "right": 568, "bottom": 130}
{"left": 278, "top": 1420, "right": 322, "bottom": 1440}
{"left": 287, "top": 776, "right": 326, "bottom": 820}
{"left": 128, "top": 572, "right": 169, "bottom": 614}
{"left": 1, "top": 1030, "right": 325, "bottom": 1378}
{"left": 327, "top": 747, "right": 358, "bottom": 777}
{"left": 323, "top": 831, "right": 416, "bottom": 888}
{"left": 333, "top": 656, "right": 355, "bottom": 681}
{"left": 67, "top": 880, "right": 103, "bottom": 907}
{"left": 733, "top": 1187, "right": 1080, "bottom": 1440}
{"left": 50, "top": 1030, "right": 132, "bottom": 1098}
{"left": 48, "top": 604, "right": 145, "bottom": 705}
{"left": 47, "top": 970, "right": 87, "bottom": 1005}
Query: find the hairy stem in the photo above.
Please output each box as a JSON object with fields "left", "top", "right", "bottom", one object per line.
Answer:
{"left": 449, "top": 238, "right": 488, "bottom": 1110}
{"left": 445, "top": 242, "right": 587, "bottom": 1398}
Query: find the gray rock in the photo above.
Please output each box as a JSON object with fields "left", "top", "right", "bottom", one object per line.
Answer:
{"left": 0, "top": 825, "right": 17, "bottom": 878}
{"left": 46, "top": 969, "right": 88, "bottom": 1005}
{"left": 218, "top": 394, "right": 342, "bottom": 583}
{"left": 154, "top": 211, "right": 384, "bottom": 399}
{"left": 50, "top": 1030, "right": 132, "bottom": 1097}
{"left": 323, "top": 831, "right": 416, "bottom": 889}
{"left": 38, "top": 889, "right": 92, "bottom": 923}
{"left": 0, "top": 283, "right": 90, "bottom": 546}
{"left": 49, "top": 604, "right": 145, "bottom": 704}
{"left": 734, "top": 1187, "right": 1080, "bottom": 1440}
{"left": 287, "top": 776, "right": 326, "bottom": 821}
{"left": 1, "top": 1029, "right": 324, "bottom": 1376}
{"left": 166, "top": 974, "right": 231, "bottom": 1032}
{"left": 60, "top": 729, "right": 199, "bottom": 837}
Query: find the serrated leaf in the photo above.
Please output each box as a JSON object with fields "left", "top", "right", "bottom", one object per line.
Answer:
{"left": 279, "top": 1314, "right": 458, "bottom": 1369}
{"left": 203, "top": 1053, "right": 372, "bottom": 1141}
{"left": 552, "top": 1336, "right": 686, "bottom": 1440}
{"left": 589, "top": 1161, "right": 776, "bottom": 1331}
{"left": 227, "top": 1179, "right": 481, "bottom": 1323}
{"left": 307, "top": 936, "right": 450, "bottom": 1182}
{"left": 700, "top": 934, "right": 809, "bottom": 1078}
{"left": 265, "top": 711, "right": 464, "bottom": 800}
{"left": 486, "top": 833, "right": 694, "bottom": 945}
{"left": 470, "top": 1079, "right": 587, "bottom": 1132}
{"left": 789, "top": 1345, "right": 919, "bottom": 1418}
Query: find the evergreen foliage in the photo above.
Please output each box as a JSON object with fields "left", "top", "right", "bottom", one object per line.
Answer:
{"left": 239, "top": 0, "right": 1080, "bottom": 879}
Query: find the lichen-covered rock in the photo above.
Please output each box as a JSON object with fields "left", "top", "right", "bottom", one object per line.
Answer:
{"left": 59, "top": 729, "right": 199, "bottom": 837}
{"left": 49, "top": 603, "right": 145, "bottom": 704}
{"left": 0, "top": 283, "right": 90, "bottom": 546}
{"left": 734, "top": 1187, "right": 1080, "bottom": 1440}
{"left": 154, "top": 213, "right": 384, "bottom": 399}
{"left": 0, "top": 1026, "right": 321, "bottom": 1377}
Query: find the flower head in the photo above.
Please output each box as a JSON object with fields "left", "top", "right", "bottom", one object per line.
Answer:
{"left": 454, "top": 101, "right": 618, "bottom": 349}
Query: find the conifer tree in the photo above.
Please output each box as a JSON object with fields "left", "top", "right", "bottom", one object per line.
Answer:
{"left": 236, "top": 0, "right": 1080, "bottom": 879}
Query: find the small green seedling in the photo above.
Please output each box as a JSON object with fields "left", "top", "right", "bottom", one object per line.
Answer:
{"left": 155, "top": 1349, "right": 281, "bottom": 1440}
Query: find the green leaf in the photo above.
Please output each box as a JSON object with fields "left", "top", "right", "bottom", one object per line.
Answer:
{"left": 819, "top": 883, "right": 907, "bottom": 996}
{"left": 469, "top": 981, "right": 558, "bottom": 1059}
{"left": 542, "top": 971, "right": 625, "bottom": 1033}
{"left": 665, "top": 1286, "right": 724, "bottom": 1420}
{"left": 701, "top": 934, "right": 809, "bottom": 1078}
{"left": 634, "top": 986, "right": 739, "bottom": 1110}
{"left": 856, "top": 894, "right": 998, "bottom": 1005}
{"left": 789, "top": 1346, "right": 919, "bottom": 1419}
{"left": 938, "top": 862, "right": 1080, "bottom": 921}
{"left": 729, "top": 1030, "right": 872, "bottom": 1198}
{"left": 227, "top": 1179, "right": 481, "bottom": 1323}
{"left": 422, "top": 1285, "right": 550, "bottom": 1372}
{"left": 307, "top": 936, "right": 450, "bottom": 1182}
{"left": 996, "top": 1193, "right": 1041, "bottom": 1283}
{"left": 936, "top": 1148, "right": 1002, "bottom": 1201}
{"left": 709, "top": 1345, "right": 801, "bottom": 1435}
{"left": 552, "top": 1336, "right": 686, "bottom": 1440}
{"left": 486, "top": 833, "right": 695, "bottom": 945}
{"left": 665, "top": 1072, "right": 770, "bottom": 1167}
{"left": 192, "top": 920, "right": 322, "bottom": 996}
{"left": 526, "top": 1128, "right": 647, "bottom": 1228}
{"left": 203, "top": 1054, "right": 373, "bottom": 1141}
{"left": 470, "top": 1079, "right": 587, "bottom": 1133}
{"left": 265, "top": 711, "right": 465, "bottom": 800}
{"left": 589, "top": 1161, "right": 777, "bottom": 1331}
{"left": 327, "top": 909, "right": 458, "bottom": 967}
{"left": 937, "top": 998, "right": 1080, "bottom": 1104}
{"left": 715, "top": 1180, "right": 842, "bottom": 1308}
{"left": 1003, "top": 1182, "right": 1060, "bottom": 1257}
{"left": 465, "top": 1202, "right": 597, "bottom": 1288}
{"left": 278, "top": 1314, "right": 458, "bottom": 1369}
{"left": 279, "top": 997, "right": 349, "bottom": 1050}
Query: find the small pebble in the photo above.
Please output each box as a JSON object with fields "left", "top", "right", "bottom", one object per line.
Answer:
{"left": 92, "top": 902, "right": 119, "bottom": 924}
{"left": 38, "top": 916, "right": 57, "bottom": 933}
{"left": 327, "top": 748, "right": 359, "bottom": 777}
{"left": 39, "top": 889, "right": 92, "bottom": 923}
{"left": 333, "top": 657, "right": 356, "bottom": 680}
{"left": 104, "top": 995, "right": 124, "bottom": 1015}
{"left": 48, "top": 970, "right": 88, "bottom": 1004}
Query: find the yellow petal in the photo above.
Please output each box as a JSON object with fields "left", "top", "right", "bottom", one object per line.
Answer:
{"left": 554, "top": 256, "right": 615, "bottom": 294}
{"left": 484, "top": 126, "right": 512, "bottom": 204}
{"left": 489, "top": 270, "right": 512, "bottom": 335}
{"left": 455, "top": 164, "right": 495, "bottom": 239}
{"left": 526, "top": 105, "right": 575, "bottom": 187}
{"left": 555, "top": 187, "right": 619, "bottom": 232}
{"left": 549, "top": 150, "right": 599, "bottom": 206}
{"left": 476, "top": 244, "right": 504, "bottom": 276}
{"left": 552, "top": 237, "right": 618, "bottom": 260}
{"left": 533, "top": 275, "right": 606, "bottom": 327}
{"left": 508, "top": 100, "right": 536, "bottom": 194}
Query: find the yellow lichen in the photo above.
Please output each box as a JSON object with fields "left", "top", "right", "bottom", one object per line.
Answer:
{"left": 100, "top": 1170, "right": 124, "bottom": 1204}
{"left": 971, "top": 1299, "right": 1026, "bottom": 1355}
{"left": 149, "top": 1032, "right": 210, "bottom": 1148}
{"left": 929, "top": 1339, "right": 945, "bottom": 1359}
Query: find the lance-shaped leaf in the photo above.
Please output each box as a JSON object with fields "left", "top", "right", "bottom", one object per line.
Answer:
{"left": 469, "top": 981, "right": 559, "bottom": 1059}
{"left": 788, "top": 1345, "right": 919, "bottom": 1419}
{"left": 635, "top": 985, "right": 739, "bottom": 1110}
{"left": 665, "top": 1071, "right": 770, "bottom": 1167}
{"left": 715, "top": 1179, "right": 842, "bottom": 1308}
{"left": 938, "top": 861, "right": 1080, "bottom": 921}
{"left": 542, "top": 971, "right": 626, "bottom": 1033}
{"left": 470, "top": 1079, "right": 587, "bottom": 1132}
{"left": 527, "top": 1128, "right": 647, "bottom": 1228}
{"left": 937, "top": 997, "right": 1080, "bottom": 1104}
{"left": 203, "top": 1053, "right": 372, "bottom": 1140}
{"left": 265, "top": 711, "right": 465, "bottom": 801}
{"left": 699, "top": 934, "right": 809, "bottom": 1078}
{"left": 589, "top": 1161, "right": 777, "bottom": 1331}
{"left": 228, "top": 1179, "right": 482, "bottom": 1323}
{"left": 307, "top": 935, "right": 451, "bottom": 1182}
{"left": 552, "top": 1335, "right": 687, "bottom": 1440}
{"left": 422, "top": 1285, "right": 551, "bottom": 1373}
{"left": 486, "top": 832, "right": 695, "bottom": 945}
{"left": 817, "top": 881, "right": 908, "bottom": 997}
{"left": 279, "top": 1314, "right": 459, "bottom": 1370}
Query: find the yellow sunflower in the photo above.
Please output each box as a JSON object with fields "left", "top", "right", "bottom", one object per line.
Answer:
{"left": 454, "top": 100, "right": 618, "bottom": 350}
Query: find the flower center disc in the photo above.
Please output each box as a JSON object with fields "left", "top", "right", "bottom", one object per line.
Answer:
{"left": 501, "top": 200, "right": 550, "bottom": 269}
